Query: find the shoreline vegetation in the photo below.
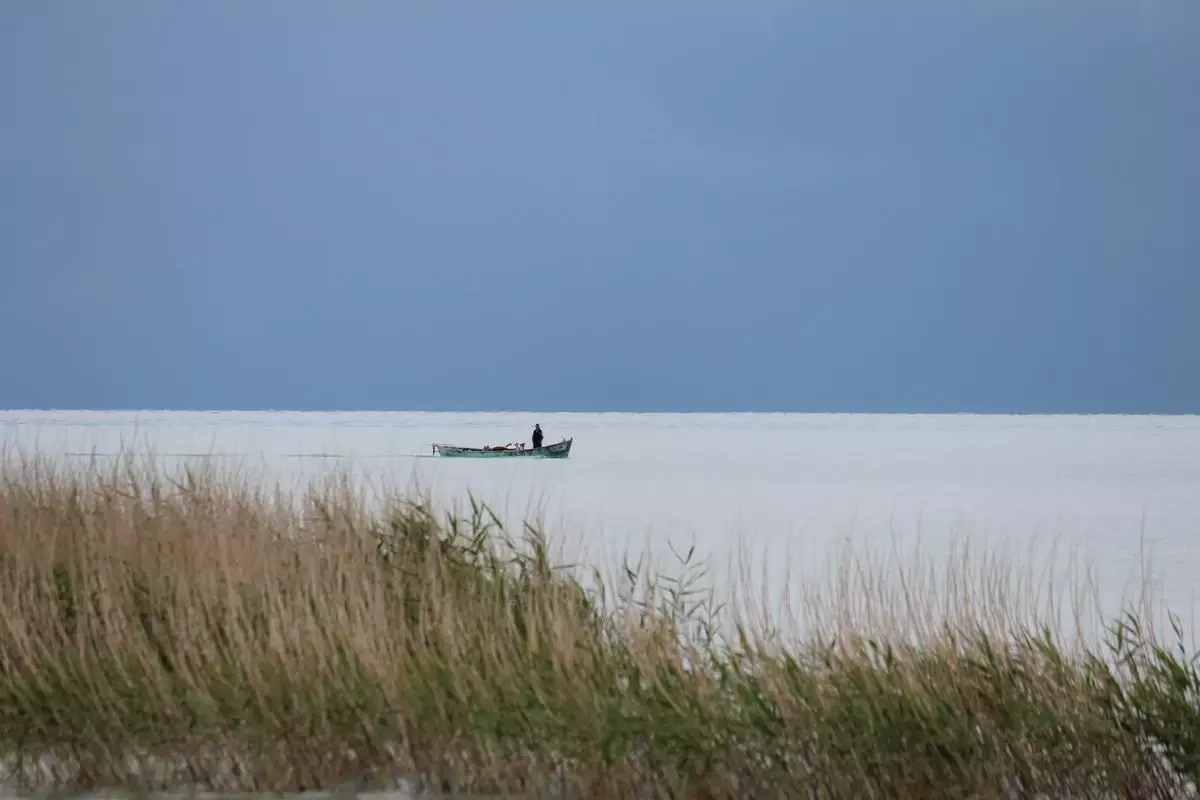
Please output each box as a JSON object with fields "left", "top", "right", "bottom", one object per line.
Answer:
{"left": 1, "top": 452, "right": 1199, "bottom": 797}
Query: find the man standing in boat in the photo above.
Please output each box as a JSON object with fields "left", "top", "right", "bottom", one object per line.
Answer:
{"left": 531, "top": 424, "right": 543, "bottom": 450}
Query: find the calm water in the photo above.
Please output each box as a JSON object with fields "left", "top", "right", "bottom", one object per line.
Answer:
{"left": 3, "top": 410, "right": 1199, "bottom": 633}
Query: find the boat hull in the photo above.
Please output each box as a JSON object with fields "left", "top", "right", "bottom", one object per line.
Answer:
{"left": 433, "top": 438, "right": 573, "bottom": 459}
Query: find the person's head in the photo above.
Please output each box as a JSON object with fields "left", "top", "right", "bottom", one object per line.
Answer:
{"left": 535, "top": 424, "right": 541, "bottom": 429}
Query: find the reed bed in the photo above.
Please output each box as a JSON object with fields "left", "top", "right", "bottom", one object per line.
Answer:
{"left": 0, "top": 452, "right": 1198, "bottom": 798}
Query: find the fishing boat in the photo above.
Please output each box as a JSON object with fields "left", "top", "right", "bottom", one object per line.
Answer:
{"left": 432, "top": 438, "right": 573, "bottom": 459}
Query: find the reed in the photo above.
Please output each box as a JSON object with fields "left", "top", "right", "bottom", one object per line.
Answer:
{"left": 0, "top": 451, "right": 1198, "bottom": 798}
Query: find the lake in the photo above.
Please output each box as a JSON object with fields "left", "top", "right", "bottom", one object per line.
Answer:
{"left": 3, "top": 410, "right": 1199, "bottom": 639}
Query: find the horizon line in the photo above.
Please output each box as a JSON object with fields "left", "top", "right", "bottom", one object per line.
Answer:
{"left": 2, "top": 407, "right": 1197, "bottom": 418}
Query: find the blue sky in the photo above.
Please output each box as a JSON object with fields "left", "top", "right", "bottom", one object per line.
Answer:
{"left": 2, "top": 0, "right": 1198, "bottom": 413}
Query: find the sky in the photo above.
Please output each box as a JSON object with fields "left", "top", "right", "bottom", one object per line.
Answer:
{"left": 2, "top": 0, "right": 1198, "bottom": 413}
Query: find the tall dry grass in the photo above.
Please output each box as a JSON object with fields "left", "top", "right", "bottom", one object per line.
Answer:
{"left": 0, "top": 451, "right": 1198, "bottom": 798}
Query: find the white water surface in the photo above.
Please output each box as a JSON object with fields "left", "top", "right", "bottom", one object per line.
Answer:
{"left": 3, "top": 411, "right": 1198, "bottom": 637}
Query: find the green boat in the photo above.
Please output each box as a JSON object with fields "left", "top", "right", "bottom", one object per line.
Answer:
{"left": 432, "top": 438, "right": 573, "bottom": 459}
